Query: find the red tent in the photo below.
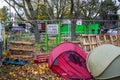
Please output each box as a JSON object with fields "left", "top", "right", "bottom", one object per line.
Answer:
{"left": 48, "top": 42, "right": 91, "bottom": 79}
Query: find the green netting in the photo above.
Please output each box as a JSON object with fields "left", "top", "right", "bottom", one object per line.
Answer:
{"left": 75, "top": 25, "right": 86, "bottom": 34}
{"left": 61, "top": 24, "right": 71, "bottom": 34}
{"left": 88, "top": 24, "right": 99, "bottom": 34}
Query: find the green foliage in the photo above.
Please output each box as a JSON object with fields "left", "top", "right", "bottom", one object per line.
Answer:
{"left": 0, "top": 6, "right": 11, "bottom": 32}
{"left": 4, "top": 22, "right": 13, "bottom": 32}
{"left": 34, "top": 38, "right": 45, "bottom": 51}
{"left": 34, "top": 42, "right": 41, "bottom": 51}
{"left": 0, "top": 6, "right": 9, "bottom": 22}
{"left": 9, "top": 30, "right": 33, "bottom": 42}
{"left": 100, "top": 0, "right": 119, "bottom": 20}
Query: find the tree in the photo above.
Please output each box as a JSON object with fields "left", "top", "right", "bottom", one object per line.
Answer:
{"left": 4, "top": 0, "right": 41, "bottom": 42}
{"left": 38, "top": 0, "right": 70, "bottom": 20}
{"left": 0, "top": 6, "right": 12, "bottom": 32}
{"left": 69, "top": 0, "right": 102, "bottom": 20}
{"left": 5, "top": 0, "right": 120, "bottom": 41}
{"left": 99, "top": 0, "right": 119, "bottom": 20}
{"left": 69, "top": 0, "right": 102, "bottom": 40}
{"left": 0, "top": 6, "right": 9, "bottom": 22}
{"left": 99, "top": 0, "right": 119, "bottom": 28}
{"left": 4, "top": 0, "right": 70, "bottom": 42}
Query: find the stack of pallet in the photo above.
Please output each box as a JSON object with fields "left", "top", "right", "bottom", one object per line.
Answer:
{"left": 79, "top": 34, "right": 100, "bottom": 53}
{"left": 77, "top": 34, "right": 118, "bottom": 53}
{"left": 9, "top": 41, "right": 34, "bottom": 60}
{"left": 99, "top": 34, "right": 117, "bottom": 45}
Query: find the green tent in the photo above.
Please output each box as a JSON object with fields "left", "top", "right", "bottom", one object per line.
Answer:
{"left": 87, "top": 44, "right": 120, "bottom": 80}
{"left": 88, "top": 24, "right": 99, "bottom": 34}
{"left": 75, "top": 25, "right": 86, "bottom": 34}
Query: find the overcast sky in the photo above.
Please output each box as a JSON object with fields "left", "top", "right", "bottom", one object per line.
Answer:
{"left": 0, "top": 0, "right": 8, "bottom": 8}
{"left": 0, "top": 0, "right": 15, "bottom": 13}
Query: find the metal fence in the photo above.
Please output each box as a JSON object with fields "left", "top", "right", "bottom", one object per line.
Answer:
{"left": 3, "top": 19, "right": 120, "bottom": 50}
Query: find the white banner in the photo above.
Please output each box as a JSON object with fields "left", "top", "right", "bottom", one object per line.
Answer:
{"left": 38, "top": 24, "right": 41, "bottom": 29}
{"left": 47, "top": 24, "right": 58, "bottom": 35}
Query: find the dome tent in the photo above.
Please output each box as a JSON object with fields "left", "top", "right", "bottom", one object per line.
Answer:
{"left": 48, "top": 42, "right": 91, "bottom": 79}
{"left": 87, "top": 44, "right": 120, "bottom": 80}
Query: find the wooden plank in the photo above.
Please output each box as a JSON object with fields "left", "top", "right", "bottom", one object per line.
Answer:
{"left": 117, "top": 34, "right": 120, "bottom": 46}
{"left": 10, "top": 41, "right": 34, "bottom": 45}
{"left": 9, "top": 41, "right": 34, "bottom": 60}
{"left": 9, "top": 48, "right": 34, "bottom": 52}
{"left": 10, "top": 55, "right": 32, "bottom": 60}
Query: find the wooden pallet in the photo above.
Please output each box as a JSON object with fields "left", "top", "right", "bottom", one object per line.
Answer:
{"left": 110, "top": 35, "right": 117, "bottom": 46}
{"left": 9, "top": 41, "right": 34, "bottom": 59}
{"left": 72, "top": 41, "right": 82, "bottom": 47}
{"left": 104, "top": 34, "right": 112, "bottom": 44}
{"left": 80, "top": 34, "right": 100, "bottom": 53}
{"left": 72, "top": 34, "right": 120, "bottom": 53}
{"left": 10, "top": 55, "right": 33, "bottom": 61}
{"left": 117, "top": 34, "right": 120, "bottom": 46}
{"left": 98, "top": 34, "right": 118, "bottom": 45}
{"left": 62, "top": 34, "right": 120, "bottom": 53}
{"left": 117, "top": 28, "right": 120, "bottom": 46}
{"left": 34, "top": 53, "right": 49, "bottom": 63}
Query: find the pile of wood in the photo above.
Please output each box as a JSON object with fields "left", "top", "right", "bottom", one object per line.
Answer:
{"left": 73, "top": 34, "right": 119, "bottom": 53}
{"left": 9, "top": 41, "right": 34, "bottom": 60}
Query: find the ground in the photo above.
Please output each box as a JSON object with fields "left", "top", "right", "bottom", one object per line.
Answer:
{"left": 0, "top": 60, "right": 64, "bottom": 80}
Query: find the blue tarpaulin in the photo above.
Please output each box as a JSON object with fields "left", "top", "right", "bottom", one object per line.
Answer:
{"left": 11, "top": 26, "right": 24, "bottom": 31}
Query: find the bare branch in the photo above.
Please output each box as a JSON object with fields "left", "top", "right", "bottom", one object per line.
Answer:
{"left": 4, "top": 0, "right": 25, "bottom": 20}
{"left": 25, "top": 0, "right": 37, "bottom": 19}
{"left": 22, "top": 1, "right": 32, "bottom": 19}
{"left": 12, "top": 0, "right": 24, "bottom": 7}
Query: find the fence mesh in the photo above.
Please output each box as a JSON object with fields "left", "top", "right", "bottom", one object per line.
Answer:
{"left": 3, "top": 19, "right": 120, "bottom": 51}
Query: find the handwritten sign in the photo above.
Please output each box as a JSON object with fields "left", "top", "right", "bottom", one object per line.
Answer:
{"left": 47, "top": 24, "right": 58, "bottom": 35}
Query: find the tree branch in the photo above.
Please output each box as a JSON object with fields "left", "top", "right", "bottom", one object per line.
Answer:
{"left": 22, "top": 1, "right": 32, "bottom": 19}
{"left": 25, "top": 0, "right": 37, "bottom": 19}
{"left": 12, "top": 0, "right": 24, "bottom": 7}
{"left": 4, "top": 0, "right": 25, "bottom": 20}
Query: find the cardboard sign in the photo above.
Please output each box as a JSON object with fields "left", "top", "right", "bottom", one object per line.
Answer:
{"left": 47, "top": 24, "right": 58, "bottom": 35}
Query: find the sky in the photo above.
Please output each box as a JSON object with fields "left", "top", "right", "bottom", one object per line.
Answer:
{"left": 0, "top": 0, "right": 15, "bottom": 13}
{"left": 0, "top": 0, "right": 8, "bottom": 8}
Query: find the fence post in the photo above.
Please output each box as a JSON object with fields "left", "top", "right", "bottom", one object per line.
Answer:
{"left": 57, "top": 21, "right": 61, "bottom": 44}
{"left": 45, "top": 22, "right": 49, "bottom": 53}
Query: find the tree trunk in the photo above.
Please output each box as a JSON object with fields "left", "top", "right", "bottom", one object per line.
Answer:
{"left": 32, "top": 22, "right": 40, "bottom": 42}
{"left": 70, "top": 0, "right": 76, "bottom": 41}
{"left": 71, "top": 20, "right": 76, "bottom": 41}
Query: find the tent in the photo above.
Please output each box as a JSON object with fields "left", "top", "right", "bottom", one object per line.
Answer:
{"left": 48, "top": 42, "right": 92, "bottom": 79}
{"left": 87, "top": 44, "right": 120, "bottom": 80}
